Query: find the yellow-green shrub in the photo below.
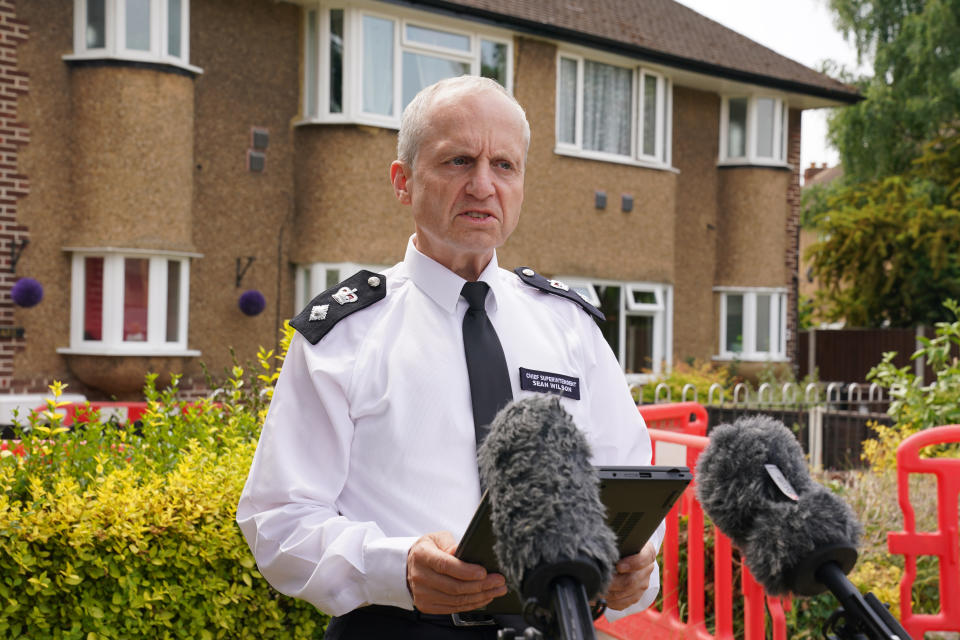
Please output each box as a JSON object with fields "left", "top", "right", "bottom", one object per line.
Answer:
{"left": 1, "top": 327, "right": 326, "bottom": 639}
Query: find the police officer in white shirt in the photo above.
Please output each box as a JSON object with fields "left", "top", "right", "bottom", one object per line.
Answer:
{"left": 237, "top": 75, "right": 663, "bottom": 639}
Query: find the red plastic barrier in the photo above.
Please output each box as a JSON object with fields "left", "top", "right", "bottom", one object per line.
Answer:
{"left": 887, "top": 424, "right": 960, "bottom": 639}
{"left": 595, "top": 402, "right": 789, "bottom": 640}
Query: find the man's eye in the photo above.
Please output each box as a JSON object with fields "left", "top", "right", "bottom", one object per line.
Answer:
{"left": 451, "top": 157, "right": 469, "bottom": 166}
{"left": 497, "top": 161, "right": 513, "bottom": 170}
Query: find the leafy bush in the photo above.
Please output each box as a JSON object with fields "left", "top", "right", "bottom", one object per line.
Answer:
{"left": 635, "top": 360, "right": 734, "bottom": 404}
{"left": 0, "top": 327, "right": 327, "bottom": 639}
{"left": 865, "top": 298, "right": 960, "bottom": 469}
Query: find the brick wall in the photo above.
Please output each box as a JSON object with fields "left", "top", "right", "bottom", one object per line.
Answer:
{"left": 0, "top": 0, "right": 29, "bottom": 392}
{"left": 785, "top": 109, "right": 803, "bottom": 373}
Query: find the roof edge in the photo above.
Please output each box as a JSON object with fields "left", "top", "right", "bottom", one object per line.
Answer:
{"left": 394, "top": 0, "right": 862, "bottom": 105}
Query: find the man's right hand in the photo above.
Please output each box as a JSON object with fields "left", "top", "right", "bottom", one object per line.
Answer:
{"left": 406, "top": 531, "right": 507, "bottom": 614}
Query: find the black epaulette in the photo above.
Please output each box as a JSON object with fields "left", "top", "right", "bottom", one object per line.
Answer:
{"left": 290, "top": 270, "right": 387, "bottom": 345}
{"left": 513, "top": 267, "right": 605, "bottom": 323}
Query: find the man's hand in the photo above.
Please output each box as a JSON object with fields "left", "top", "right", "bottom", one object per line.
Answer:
{"left": 406, "top": 531, "right": 508, "bottom": 614}
{"left": 604, "top": 540, "right": 657, "bottom": 611}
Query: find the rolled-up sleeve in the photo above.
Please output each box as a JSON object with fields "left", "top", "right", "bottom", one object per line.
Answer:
{"left": 236, "top": 333, "right": 417, "bottom": 615}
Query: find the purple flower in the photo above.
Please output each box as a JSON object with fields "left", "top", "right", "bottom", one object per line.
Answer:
{"left": 11, "top": 278, "right": 43, "bottom": 308}
{"left": 238, "top": 289, "right": 266, "bottom": 316}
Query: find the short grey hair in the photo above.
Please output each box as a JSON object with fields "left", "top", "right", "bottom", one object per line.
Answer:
{"left": 397, "top": 75, "right": 531, "bottom": 167}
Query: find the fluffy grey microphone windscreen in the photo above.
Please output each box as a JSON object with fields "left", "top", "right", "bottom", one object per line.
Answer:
{"left": 477, "top": 395, "right": 619, "bottom": 594}
{"left": 695, "top": 415, "right": 861, "bottom": 595}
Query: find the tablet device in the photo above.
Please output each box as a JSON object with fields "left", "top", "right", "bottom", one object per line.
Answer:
{"left": 454, "top": 465, "right": 692, "bottom": 613}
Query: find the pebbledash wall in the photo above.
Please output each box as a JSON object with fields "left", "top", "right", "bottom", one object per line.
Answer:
{"left": 5, "top": 0, "right": 821, "bottom": 400}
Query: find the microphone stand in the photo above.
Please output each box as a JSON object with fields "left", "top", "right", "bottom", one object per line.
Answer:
{"left": 816, "top": 562, "right": 913, "bottom": 640}
{"left": 499, "top": 556, "right": 604, "bottom": 640}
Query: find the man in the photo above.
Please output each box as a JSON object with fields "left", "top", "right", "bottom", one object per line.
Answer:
{"left": 237, "top": 76, "right": 662, "bottom": 638}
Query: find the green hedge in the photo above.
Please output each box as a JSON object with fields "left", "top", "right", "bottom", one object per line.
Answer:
{"left": 0, "top": 337, "right": 328, "bottom": 639}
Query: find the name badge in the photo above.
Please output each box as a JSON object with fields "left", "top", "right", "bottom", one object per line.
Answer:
{"left": 519, "top": 367, "right": 580, "bottom": 400}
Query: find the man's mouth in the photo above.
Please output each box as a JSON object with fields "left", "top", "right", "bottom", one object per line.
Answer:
{"left": 462, "top": 211, "right": 493, "bottom": 220}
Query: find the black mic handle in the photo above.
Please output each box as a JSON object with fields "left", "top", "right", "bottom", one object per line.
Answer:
{"left": 815, "top": 562, "right": 913, "bottom": 640}
{"left": 550, "top": 576, "right": 597, "bottom": 640}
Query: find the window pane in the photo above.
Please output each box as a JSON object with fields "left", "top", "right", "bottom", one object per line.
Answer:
{"left": 87, "top": 0, "right": 106, "bottom": 48}
{"left": 123, "top": 258, "right": 149, "bottom": 342}
{"left": 305, "top": 10, "right": 318, "bottom": 116}
{"left": 625, "top": 315, "right": 654, "bottom": 373}
{"left": 756, "top": 98, "right": 775, "bottom": 158}
{"left": 301, "top": 267, "right": 312, "bottom": 305}
{"left": 126, "top": 0, "right": 151, "bottom": 51}
{"left": 583, "top": 60, "right": 632, "bottom": 156}
{"left": 642, "top": 74, "right": 658, "bottom": 157}
{"left": 402, "top": 52, "right": 468, "bottom": 111}
{"left": 756, "top": 293, "right": 771, "bottom": 352}
{"left": 325, "top": 268, "right": 340, "bottom": 288}
{"left": 727, "top": 97, "right": 747, "bottom": 158}
{"left": 362, "top": 15, "right": 394, "bottom": 116}
{"left": 632, "top": 289, "right": 656, "bottom": 305}
{"left": 725, "top": 294, "right": 743, "bottom": 353}
{"left": 405, "top": 24, "right": 470, "bottom": 51}
{"left": 480, "top": 40, "right": 507, "bottom": 87}
{"left": 558, "top": 57, "right": 577, "bottom": 145}
{"left": 167, "top": 0, "right": 181, "bottom": 57}
{"left": 166, "top": 261, "right": 181, "bottom": 342}
{"left": 329, "top": 9, "right": 344, "bottom": 114}
{"left": 596, "top": 285, "right": 621, "bottom": 357}
{"left": 84, "top": 257, "right": 104, "bottom": 341}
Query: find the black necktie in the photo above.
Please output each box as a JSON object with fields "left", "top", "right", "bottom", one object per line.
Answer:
{"left": 461, "top": 281, "right": 513, "bottom": 447}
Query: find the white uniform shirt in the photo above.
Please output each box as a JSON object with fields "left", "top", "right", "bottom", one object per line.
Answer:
{"left": 237, "top": 238, "right": 663, "bottom": 620}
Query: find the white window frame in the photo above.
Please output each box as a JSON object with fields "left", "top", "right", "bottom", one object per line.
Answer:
{"left": 559, "top": 277, "right": 673, "bottom": 382}
{"left": 295, "top": 261, "right": 388, "bottom": 312}
{"left": 718, "top": 95, "right": 789, "bottom": 166}
{"left": 554, "top": 50, "right": 673, "bottom": 170}
{"left": 66, "top": 0, "right": 203, "bottom": 74}
{"left": 59, "top": 247, "right": 201, "bottom": 356}
{"left": 714, "top": 286, "right": 787, "bottom": 361}
{"left": 300, "top": 2, "right": 514, "bottom": 129}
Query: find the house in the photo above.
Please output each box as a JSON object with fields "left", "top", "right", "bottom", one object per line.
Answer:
{"left": 1, "top": 0, "right": 859, "bottom": 402}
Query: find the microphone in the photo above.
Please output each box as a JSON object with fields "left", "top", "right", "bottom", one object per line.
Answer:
{"left": 478, "top": 395, "right": 619, "bottom": 640}
{"left": 696, "top": 415, "right": 912, "bottom": 640}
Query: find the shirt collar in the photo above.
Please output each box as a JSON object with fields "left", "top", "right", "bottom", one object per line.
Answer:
{"left": 404, "top": 235, "right": 502, "bottom": 314}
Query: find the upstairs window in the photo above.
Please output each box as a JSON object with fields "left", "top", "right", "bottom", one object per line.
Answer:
{"left": 70, "top": 0, "right": 196, "bottom": 71}
{"left": 719, "top": 96, "right": 789, "bottom": 165}
{"left": 556, "top": 53, "right": 671, "bottom": 167}
{"left": 303, "top": 5, "right": 512, "bottom": 127}
{"left": 62, "top": 249, "right": 199, "bottom": 356}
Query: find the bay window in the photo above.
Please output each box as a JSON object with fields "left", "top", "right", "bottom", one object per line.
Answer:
{"left": 719, "top": 96, "right": 789, "bottom": 165}
{"left": 302, "top": 5, "right": 512, "bottom": 127}
{"left": 62, "top": 249, "right": 199, "bottom": 355}
{"left": 556, "top": 53, "right": 672, "bottom": 167}
{"left": 716, "top": 287, "right": 787, "bottom": 360}
{"left": 69, "top": 0, "right": 198, "bottom": 71}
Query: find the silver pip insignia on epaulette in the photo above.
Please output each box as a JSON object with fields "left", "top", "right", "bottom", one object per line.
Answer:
{"left": 290, "top": 270, "right": 388, "bottom": 344}
{"left": 513, "top": 266, "right": 605, "bottom": 323}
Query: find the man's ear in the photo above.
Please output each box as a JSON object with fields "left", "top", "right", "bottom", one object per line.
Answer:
{"left": 390, "top": 161, "right": 412, "bottom": 205}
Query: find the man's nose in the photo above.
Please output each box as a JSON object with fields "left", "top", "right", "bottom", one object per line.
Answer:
{"left": 465, "top": 163, "right": 496, "bottom": 199}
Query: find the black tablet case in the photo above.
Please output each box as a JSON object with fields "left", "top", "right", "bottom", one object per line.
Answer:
{"left": 454, "top": 465, "right": 692, "bottom": 613}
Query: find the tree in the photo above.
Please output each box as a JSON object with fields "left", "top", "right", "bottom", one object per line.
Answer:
{"left": 806, "top": 133, "right": 960, "bottom": 327}
{"left": 827, "top": 0, "right": 960, "bottom": 181}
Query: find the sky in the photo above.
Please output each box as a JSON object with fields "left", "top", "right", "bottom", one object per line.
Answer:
{"left": 672, "top": 0, "right": 868, "bottom": 176}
